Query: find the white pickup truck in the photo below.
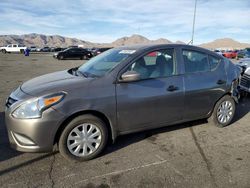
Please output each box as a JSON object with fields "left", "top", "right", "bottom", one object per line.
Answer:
{"left": 0, "top": 44, "right": 27, "bottom": 53}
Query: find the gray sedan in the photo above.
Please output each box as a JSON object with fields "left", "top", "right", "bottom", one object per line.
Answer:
{"left": 5, "top": 44, "right": 241, "bottom": 161}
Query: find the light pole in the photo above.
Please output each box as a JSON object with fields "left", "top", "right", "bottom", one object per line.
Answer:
{"left": 190, "top": 0, "right": 197, "bottom": 45}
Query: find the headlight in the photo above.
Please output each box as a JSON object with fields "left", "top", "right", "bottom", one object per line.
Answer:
{"left": 12, "top": 92, "right": 65, "bottom": 119}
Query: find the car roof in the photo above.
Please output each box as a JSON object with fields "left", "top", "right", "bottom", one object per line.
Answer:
{"left": 116, "top": 44, "right": 215, "bottom": 55}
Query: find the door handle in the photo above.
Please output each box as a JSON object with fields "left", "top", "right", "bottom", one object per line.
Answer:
{"left": 167, "top": 85, "right": 179, "bottom": 92}
{"left": 217, "top": 80, "right": 226, "bottom": 85}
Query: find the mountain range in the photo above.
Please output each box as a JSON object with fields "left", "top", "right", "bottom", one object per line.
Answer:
{"left": 0, "top": 33, "right": 249, "bottom": 49}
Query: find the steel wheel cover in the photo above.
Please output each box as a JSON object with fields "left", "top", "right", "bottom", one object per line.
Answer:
{"left": 217, "top": 100, "right": 233, "bottom": 124}
{"left": 67, "top": 123, "right": 102, "bottom": 157}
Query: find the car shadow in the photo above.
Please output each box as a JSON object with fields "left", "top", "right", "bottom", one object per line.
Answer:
{"left": 232, "top": 95, "right": 250, "bottom": 124}
{"left": 103, "top": 97, "right": 250, "bottom": 157}
{"left": 102, "top": 119, "right": 205, "bottom": 157}
{"left": 0, "top": 112, "right": 21, "bottom": 162}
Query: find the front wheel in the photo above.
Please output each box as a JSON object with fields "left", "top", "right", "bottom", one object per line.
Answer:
{"left": 208, "top": 95, "right": 236, "bottom": 127}
{"left": 58, "top": 115, "right": 108, "bottom": 161}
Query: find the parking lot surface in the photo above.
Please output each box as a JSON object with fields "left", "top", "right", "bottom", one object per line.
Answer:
{"left": 0, "top": 53, "right": 249, "bottom": 188}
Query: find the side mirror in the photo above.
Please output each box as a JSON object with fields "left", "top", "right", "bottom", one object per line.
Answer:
{"left": 120, "top": 71, "right": 140, "bottom": 82}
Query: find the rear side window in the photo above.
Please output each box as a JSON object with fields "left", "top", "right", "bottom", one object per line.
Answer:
{"left": 182, "top": 50, "right": 209, "bottom": 73}
{"left": 209, "top": 55, "right": 221, "bottom": 70}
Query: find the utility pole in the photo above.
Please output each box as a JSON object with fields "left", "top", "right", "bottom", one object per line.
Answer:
{"left": 191, "top": 0, "right": 197, "bottom": 45}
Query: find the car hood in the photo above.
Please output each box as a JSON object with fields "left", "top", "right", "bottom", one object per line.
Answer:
{"left": 20, "top": 70, "right": 86, "bottom": 96}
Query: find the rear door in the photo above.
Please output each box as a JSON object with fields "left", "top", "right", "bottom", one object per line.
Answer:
{"left": 116, "top": 48, "right": 185, "bottom": 133}
{"left": 181, "top": 48, "right": 226, "bottom": 120}
{"left": 67, "top": 48, "right": 76, "bottom": 58}
{"left": 10, "top": 44, "right": 17, "bottom": 52}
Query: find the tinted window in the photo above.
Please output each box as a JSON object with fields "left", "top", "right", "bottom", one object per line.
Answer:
{"left": 75, "top": 48, "right": 85, "bottom": 52}
{"left": 13, "top": 45, "right": 17, "bottom": 47}
{"left": 128, "top": 49, "right": 175, "bottom": 80}
{"left": 183, "top": 50, "right": 209, "bottom": 73}
{"left": 209, "top": 55, "right": 221, "bottom": 70}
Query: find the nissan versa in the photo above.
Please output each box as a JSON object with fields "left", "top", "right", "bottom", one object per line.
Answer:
{"left": 5, "top": 44, "right": 241, "bottom": 161}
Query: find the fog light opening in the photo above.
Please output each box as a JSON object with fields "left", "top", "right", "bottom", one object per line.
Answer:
{"left": 12, "top": 132, "right": 36, "bottom": 146}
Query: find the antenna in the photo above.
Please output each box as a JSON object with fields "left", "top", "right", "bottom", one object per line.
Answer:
{"left": 190, "top": 0, "right": 197, "bottom": 45}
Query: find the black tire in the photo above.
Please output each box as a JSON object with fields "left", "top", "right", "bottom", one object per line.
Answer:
{"left": 3, "top": 49, "right": 6, "bottom": 54}
{"left": 20, "top": 49, "right": 24, "bottom": 54}
{"left": 83, "top": 55, "right": 88, "bottom": 60}
{"left": 58, "top": 55, "right": 64, "bottom": 60}
{"left": 58, "top": 115, "right": 108, "bottom": 161}
{"left": 208, "top": 95, "right": 235, "bottom": 127}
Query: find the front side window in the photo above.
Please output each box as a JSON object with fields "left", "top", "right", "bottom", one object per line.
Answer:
{"left": 127, "top": 49, "right": 175, "bottom": 80}
{"left": 183, "top": 50, "right": 209, "bottom": 73}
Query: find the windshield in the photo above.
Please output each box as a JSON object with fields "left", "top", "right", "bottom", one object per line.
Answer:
{"left": 78, "top": 49, "right": 135, "bottom": 77}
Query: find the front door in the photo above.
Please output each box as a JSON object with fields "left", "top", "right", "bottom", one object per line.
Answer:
{"left": 116, "top": 48, "right": 184, "bottom": 133}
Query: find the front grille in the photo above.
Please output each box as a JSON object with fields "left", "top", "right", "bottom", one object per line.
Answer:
{"left": 6, "top": 97, "right": 18, "bottom": 108}
{"left": 240, "top": 74, "right": 250, "bottom": 88}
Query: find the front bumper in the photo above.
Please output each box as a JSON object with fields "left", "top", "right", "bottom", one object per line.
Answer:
{"left": 5, "top": 106, "right": 65, "bottom": 152}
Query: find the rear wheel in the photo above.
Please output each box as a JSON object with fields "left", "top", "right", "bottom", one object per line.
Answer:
{"left": 58, "top": 55, "right": 64, "bottom": 60}
{"left": 83, "top": 55, "right": 88, "bottom": 60}
{"left": 58, "top": 115, "right": 108, "bottom": 161}
{"left": 208, "top": 95, "right": 235, "bottom": 127}
{"left": 20, "top": 49, "right": 24, "bottom": 54}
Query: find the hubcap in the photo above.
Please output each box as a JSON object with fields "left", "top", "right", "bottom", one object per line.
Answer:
{"left": 67, "top": 123, "right": 101, "bottom": 157}
{"left": 217, "top": 100, "right": 233, "bottom": 124}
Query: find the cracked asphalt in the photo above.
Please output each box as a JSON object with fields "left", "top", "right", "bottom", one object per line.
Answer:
{"left": 0, "top": 53, "right": 250, "bottom": 188}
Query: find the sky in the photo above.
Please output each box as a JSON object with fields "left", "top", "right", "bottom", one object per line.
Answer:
{"left": 0, "top": 0, "right": 250, "bottom": 44}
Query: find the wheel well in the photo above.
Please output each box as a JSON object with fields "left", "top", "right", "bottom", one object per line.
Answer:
{"left": 54, "top": 110, "right": 114, "bottom": 145}
{"left": 208, "top": 92, "right": 231, "bottom": 117}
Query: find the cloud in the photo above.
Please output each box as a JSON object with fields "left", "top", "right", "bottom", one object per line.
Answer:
{"left": 0, "top": 0, "right": 249, "bottom": 44}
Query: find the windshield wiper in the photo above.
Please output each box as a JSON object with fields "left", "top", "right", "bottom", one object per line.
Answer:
{"left": 68, "top": 67, "right": 87, "bottom": 77}
{"left": 77, "top": 70, "right": 88, "bottom": 78}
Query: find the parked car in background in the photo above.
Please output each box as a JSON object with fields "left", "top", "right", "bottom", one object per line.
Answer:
{"left": 237, "top": 49, "right": 250, "bottom": 59}
{"left": 222, "top": 50, "right": 237, "bottom": 59}
{"left": 1, "top": 44, "right": 27, "bottom": 53}
{"left": 92, "top": 47, "right": 112, "bottom": 56}
{"left": 29, "top": 46, "right": 37, "bottom": 52}
{"left": 53, "top": 47, "right": 92, "bottom": 60}
{"left": 5, "top": 44, "right": 241, "bottom": 161}
{"left": 51, "top": 47, "right": 65, "bottom": 52}
{"left": 214, "top": 49, "right": 223, "bottom": 56}
{"left": 237, "top": 58, "right": 250, "bottom": 93}
{"left": 40, "top": 47, "right": 51, "bottom": 52}
{"left": 68, "top": 45, "right": 78, "bottom": 48}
